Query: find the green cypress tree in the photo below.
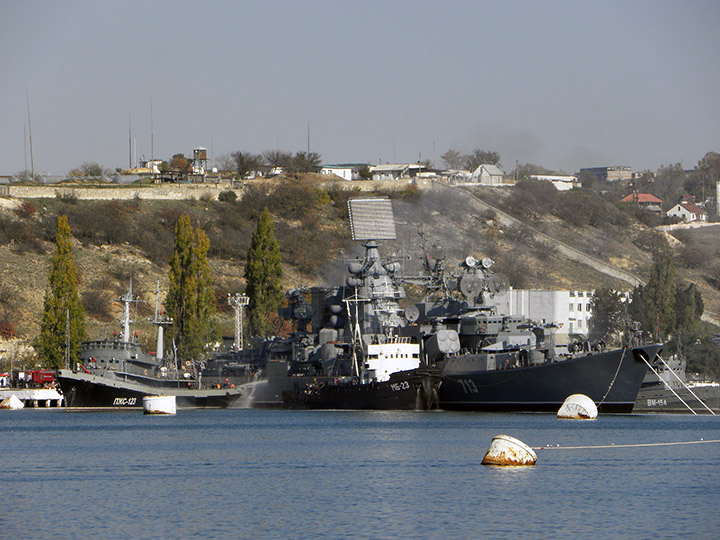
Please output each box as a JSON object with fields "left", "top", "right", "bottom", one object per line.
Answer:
{"left": 629, "top": 244, "right": 677, "bottom": 341}
{"left": 245, "top": 208, "right": 283, "bottom": 336}
{"left": 165, "top": 215, "right": 216, "bottom": 363}
{"left": 589, "top": 287, "right": 624, "bottom": 342}
{"left": 38, "top": 215, "right": 86, "bottom": 369}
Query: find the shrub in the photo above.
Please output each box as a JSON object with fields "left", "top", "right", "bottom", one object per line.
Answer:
{"left": 15, "top": 201, "right": 37, "bottom": 219}
{"left": 82, "top": 290, "right": 113, "bottom": 322}
{"left": 218, "top": 190, "right": 237, "bottom": 203}
{"left": 676, "top": 246, "right": 711, "bottom": 270}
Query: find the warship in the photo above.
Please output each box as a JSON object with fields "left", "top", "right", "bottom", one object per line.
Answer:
{"left": 56, "top": 283, "right": 245, "bottom": 410}
{"left": 276, "top": 199, "right": 445, "bottom": 410}
{"left": 396, "top": 253, "right": 662, "bottom": 413}
{"left": 260, "top": 198, "right": 660, "bottom": 413}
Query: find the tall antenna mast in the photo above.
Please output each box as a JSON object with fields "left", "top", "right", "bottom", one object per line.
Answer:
{"left": 150, "top": 96, "right": 154, "bottom": 160}
{"left": 26, "top": 88, "right": 35, "bottom": 180}
{"left": 128, "top": 112, "right": 132, "bottom": 168}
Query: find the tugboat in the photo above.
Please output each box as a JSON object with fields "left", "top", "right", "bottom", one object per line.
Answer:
{"left": 57, "top": 283, "right": 244, "bottom": 410}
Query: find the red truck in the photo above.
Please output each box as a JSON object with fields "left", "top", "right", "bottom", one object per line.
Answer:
{"left": 26, "top": 370, "right": 56, "bottom": 387}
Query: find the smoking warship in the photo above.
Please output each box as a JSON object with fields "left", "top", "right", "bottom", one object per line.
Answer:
{"left": 249, "top": 197, "right": 661, "bottom": 413}
{"left": 275, "top": 198, "right": 444, "bottom": 410}
{"left": 56, "top": 283, "right": 244, "bottom": 410}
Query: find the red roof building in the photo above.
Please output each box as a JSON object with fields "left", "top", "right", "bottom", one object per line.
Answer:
{"left": 619, "top": 193, "right": 663, "bottom": 213}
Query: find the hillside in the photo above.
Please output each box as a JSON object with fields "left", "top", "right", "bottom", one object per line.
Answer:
{"left": 1, "top": 178, "right": 718, "bottom": 370}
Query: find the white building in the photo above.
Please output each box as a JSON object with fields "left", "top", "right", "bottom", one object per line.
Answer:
{"left": 470, "top": 164, "right": 504, "bottom": 185}
{"left": 489, "top": 288, "right": 630, "bottom": 342}
{"left": 529, "top": 174, "right": 580, "bottom": 191}
{"left": 666, "top": 201, "right": 707, "bottom": 222}
{"left": 320, "top": 164, "right": 368, "bottom": 181}
{"left": 370, "top": 163, "right": 425, "bottom": 181}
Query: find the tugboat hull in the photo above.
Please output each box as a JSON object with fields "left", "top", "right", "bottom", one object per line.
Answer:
{"left": 283, "top": 369, "right": 442, "bottom": 410}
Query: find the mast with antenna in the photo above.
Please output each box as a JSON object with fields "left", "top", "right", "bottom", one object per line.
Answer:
{"left": 26, "top": 88, "right": 34, "bottom": 180}
{"left": 151, "top": 280, "right": 172, "bottom": 362}
{"left": 128, "top": 112, "right": 132, "bottom": 168}
{"left": 150, "top": 96, "right": 154, "bottom": 161}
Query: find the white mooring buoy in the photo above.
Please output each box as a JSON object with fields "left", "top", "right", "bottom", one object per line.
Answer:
{"left": 557, "top": 394, "right": 598, "bottom": 420}
{"left": 0, "top": 394, "right": 25, "bottom": 410}
{"left": 143, "top": 395, "right": 176, "bottom": 415}
{"left": 482, "top": 434, "right": 537, "bottom": 466}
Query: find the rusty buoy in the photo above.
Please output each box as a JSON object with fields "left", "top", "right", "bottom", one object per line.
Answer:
{"left": 557, "top": 394, "right": 598, "bottom": 420}
{"left": 482, "top": 434, "right": 537, "bottom": 466}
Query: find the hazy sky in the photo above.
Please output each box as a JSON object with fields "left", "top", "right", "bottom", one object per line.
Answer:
{"left": 2, "top": 0, "right": 719, "bottom": 176}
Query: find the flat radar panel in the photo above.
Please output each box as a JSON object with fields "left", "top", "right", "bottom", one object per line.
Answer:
{"left": 347, "top": 198, "right": 397, "bottom": 240}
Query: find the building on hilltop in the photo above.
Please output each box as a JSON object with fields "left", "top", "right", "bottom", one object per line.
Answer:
{"left": 320, "top": 164, "right": 369, "bottom": 181}
{"left": 469, "top": 164, "right": 505, "bottom": 185}
{"left": 370, "top": 163, "right": 426, "bottom": 181}
{"left": 529, "top": 174, "right": 580, "bottom": 191}
{"left": 666, "top": 200, "right": 708, "bottom": 222}
{"left": 580, "top": 166, "right": 633, "bottom": 182}
{"left": 619, "top": 192, "right": 663, "bottom": 215}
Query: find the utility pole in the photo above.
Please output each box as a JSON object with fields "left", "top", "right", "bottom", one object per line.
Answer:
{"left": 150, "top": 96, "right": 154, "bottom": 161}
{"left": 26, "top": 88, "right": 34, "bottom": 180}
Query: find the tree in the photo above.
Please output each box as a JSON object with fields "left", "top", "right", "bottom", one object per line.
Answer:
{"left": 262, "top": 149, "right": 292, "bottom": 169}
{"left": 674, "top": 283, "right": 704, "bottom": 338}
{"left": 214, "top": 153, "right": 236, "bottom": 173}
{"left": 286, "top": 151, "right": 322, "bottom": 176}
{"left": 651, "top": 163, "right": 687, "bottom": 205}
{"left": 440, "top": 149, "right": 464, "bottom": 169}
{"left": 245, "top": 208, "right": 283, "bottom": 336}
{"left": 68, "top": 162, "right": 106, "bottom": 178}
{"left": 464, "top": 149, "right": 501, "bottom": 171}
{"left": 686, "top": 151, "right": 720, "bottom": 204}
{"left": 589, "top": 287, "right": 625, "bottom": 342}
{"left": 629, "top": 244, "right": 677, "bottom": 341}
{"left": 37, "top": 215, "right": 86, "bottom": 369}
{"left": 231, "top": 151, "right": 263, "bottom": 178}
{"left": 165, "top": 215, "right": 217, "bottom": 363}
{"left": 170, "top": 153, "right": 189, "bottom": 170}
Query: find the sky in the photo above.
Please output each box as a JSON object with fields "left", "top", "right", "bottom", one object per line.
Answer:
{"left": 2, "top": 0, "right": 719, "bottom": 176}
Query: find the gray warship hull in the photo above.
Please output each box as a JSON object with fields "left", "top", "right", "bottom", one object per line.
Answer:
{"left": 438, "top": 344, "right": 661, "bottom": 413}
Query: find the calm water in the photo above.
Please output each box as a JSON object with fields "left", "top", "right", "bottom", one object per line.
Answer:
{"left": 1, "top": 409, "right": 719, "bottom": 540}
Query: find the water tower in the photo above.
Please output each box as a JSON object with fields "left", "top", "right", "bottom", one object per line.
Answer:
{"left": 193, "top": 146, "right": 208, "bottom": 175}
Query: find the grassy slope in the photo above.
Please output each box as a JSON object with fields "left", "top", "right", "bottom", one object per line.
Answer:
{"left": 1, "top": 180, "right": 718, "bottom": 355}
